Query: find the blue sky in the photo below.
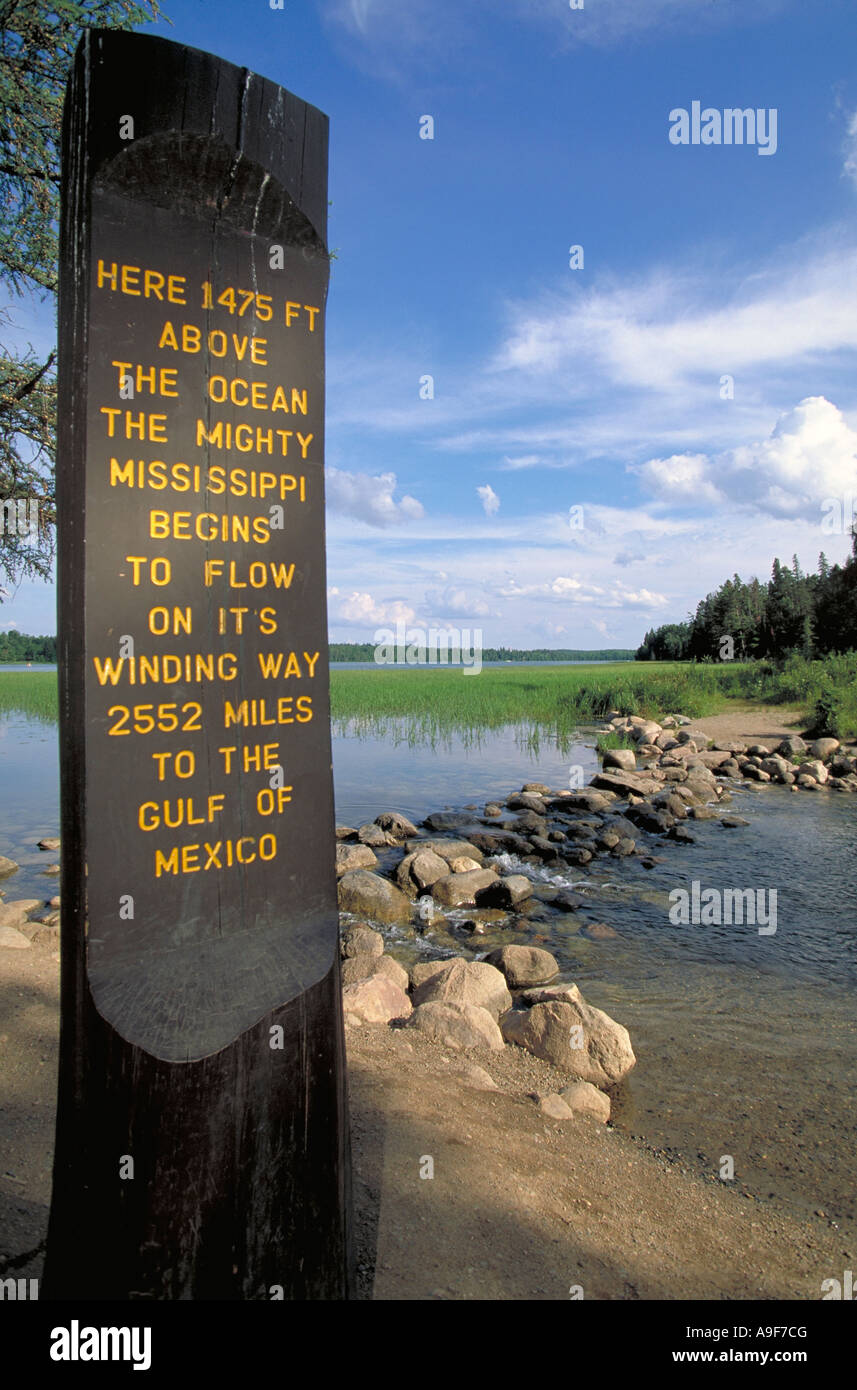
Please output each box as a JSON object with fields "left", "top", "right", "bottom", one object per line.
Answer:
{"left": 4, "top": 0, "right": 857, "bottom": 646}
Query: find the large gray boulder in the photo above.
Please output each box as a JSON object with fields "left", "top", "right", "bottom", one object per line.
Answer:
{"left": 484, "top": 945, "right": 559, "bottom": 988}
{"left": 396, "top": 848, "right": 450, "bottom": 894}
{"left": 341, "top": 952, "right": 410, "bottom": 991}
{"left": 337, "top": 871, "right": 412, "bottom": 924}
{"left": 474, "top": 875, "right": 533, "bottom": 909}
{"left": 501, "top": 993, "right": 635, "bottom": 1088}
{"left": 408, "top": 1001, "right": 504, "bottom": 1051}
{"left": 430, "top": 868, "right": 498, "bottom": 907}
{"left": 375, "top": 811, "right": 420, "bottom": 839}
{"left": 410, "top": 957, "right": 512, "bottom": 1020}
{"left": 335, "top": 842, "right": 379, "bottom": 877}
{"left": 342, "top": 975, "right": 413, "bottom": 1025}
{"left": 602, "top": 747, "right": 637, "bottom": 771}
{"left": 405, "top": 838, "right": 484, "bottom": 865}
{"left": 340, "top": 924, "right": 384, "bottom": 958}
{"left": 591, "top": 769, "right": 662, "bottom": 797}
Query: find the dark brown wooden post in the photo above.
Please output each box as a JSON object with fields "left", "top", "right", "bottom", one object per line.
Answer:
{"left": 43, "top": 29, "right": 352, "bottom": 1300}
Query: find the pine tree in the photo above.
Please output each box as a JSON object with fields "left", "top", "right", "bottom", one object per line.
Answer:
{"left": 0, "top": 0, "right": 164, "bottom": 592}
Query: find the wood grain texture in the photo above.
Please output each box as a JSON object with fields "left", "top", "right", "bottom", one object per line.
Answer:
{"left": 43, "top": 30, "right": 352, "bottom": 1300}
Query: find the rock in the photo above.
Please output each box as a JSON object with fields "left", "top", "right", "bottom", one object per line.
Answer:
{"left": 602, "top": 748, "right": 636, "bottom": 771}
{"left": 42, "top": 864, "right": 61, "bottom": 876}
{"left": 49, "top": 896, "right": 61, "bottom": 908}
{"left": 583, "top": 922, "right": 619, "bottom": 940}
{"left": 610, "top": 838, "right": 636, "bottom": 858}
{"left": 558, "top": 1080, "right": 611, "bottom": 1122}
{"left": 357, "top": 822, "right": 393, "bottom": 847}
{"left": 777, "top": 735, "right": 807, "bottom": 756}
{"left": 501, "top": 996, "right": 635, "bottom": 1087}
{"left": 0, "top": 856, "right": 19, "bottom": 877}
{"left": 548, "top": 790, "right": 614, "bottom": 814}
{"left": 537, "top": 1093, "right": 574, "bottom": 1120}
{"left": 474, "top": 874, "right": 533, "bottom": 909}
{"left": 520, "top": 983, "right": 582, "bottom": 1006}
{"left": 341, "top": 952, "right": 409, "bottom": 991}
{"left": 0, "top": 925, "right": 32, "bottom": 949}
{"left": 667, "top": 824, "right": 695, "bottom": 843}
{"left": 797, "top": 774, "right": 822, "bottom": 790}
{"left": 712, "top": 740, "right": 747, "bottom": 754}
{"left": 430, "top": 868, "right": 498, "bottom": 907}
{"left": 411, "top": 957, "right": 512, "bottom": 1020}
{"left": 483, "top": 802, "right": 504, "bottom": 818}
{"left": 408, "top": 1000, "right": 504, "bottom": 1051}
{"left": 396, "top": 849, "right": 450, "bottom": 893}
{"left": 337, "top": 871, "right": 412, "bottom": 924}
{"left": 626, "top": 805, "right": 674, "bottom": 834}
{"left": 423, "top": 811, "right": 475, "bottom": 832}
{"left": 38, "top": 837, "right": 60, "bottom": 851}
{"left": 689, "top": 806, "right": 718, "bottom": 820}
{"left": 341, "top": 924, "right": 385, "bottom": 958}
{"left": 335, "top": 842, "right": 378, "bottom": 876}
{"left": 809, "top": 737, "right": 840, "bottom": 760}
{"left": 747, "top": 744, "right": 770, "bottom": 756}
{"left": 761, "top": 755, "right": 794, "bottom": 780}
{"left": 407, "top": 837, "right": 484, "bottom": 866}
{"left": 0, "top": 900, "right": 43, "bottom": 930}
{"left": 335, "top": 825, "right": 358, "bottom": 840}
{"left": 375, "top": 811, "right": 420, "bottom": 839}
{"left": 800, "top": 759, "right": 828, "bottom": 784}
{"left": 484, "top": 944, "right": 559, "bottom": 987}
{"left": 744, "top": 766, "right": 771, "bottom": 782}
{"left": 451, "top": 1061, "right": 499, "bottom": 1091}
{"left": 449, "top": 856, "right": 483, "bottom": 874}
{"left": 692, "top": 749, "right": 734, "bottom": 768}
{"left": 629, "top": 720, "right": 662, "bottom": 743}
{"left": 506, "top": 792, "right": 547, "bottom": 814}
{"left": 342, "top": 975, "right": 412, "bottom": 1025}
{"left": 591, "top": 770, "right": 662, "bottom": 797}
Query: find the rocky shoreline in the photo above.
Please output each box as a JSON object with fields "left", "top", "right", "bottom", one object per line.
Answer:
{"left": 334, "top": 710, "right": 857, "bottom": 1122}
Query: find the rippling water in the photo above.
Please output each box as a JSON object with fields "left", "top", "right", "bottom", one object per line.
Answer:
{"left": 2, "top": 710, "right": 855, "bottom": 1238}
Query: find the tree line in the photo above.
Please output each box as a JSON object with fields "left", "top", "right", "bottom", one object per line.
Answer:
{"left": 329, "top": 644, "right": 636, "bottom": 663}
{"left": 0, "top": 629, "right": 57, "bottom": 662}
{"left": 636, "top": 534, "right": 857, "bottom": 661}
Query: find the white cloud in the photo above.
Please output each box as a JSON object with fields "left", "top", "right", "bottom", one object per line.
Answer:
{"left": 844, "top": 108, "right": 857, "bottom": 189}
{"left": 500, "top": 454, "right": 542, "bottom": 471}
{"left": 493, "top": 249, "right": 857, "bottom": 396}
{"left": 477, "top": 483, "right": 500, "bottom": 515}
{"left": 326, "top": 467, "right": 424, "bottom": 527}
{"left": 424, "top": 586, "right": 495, "bottom": 618}
{"left": 632, "top": 452, "right": 725, "bottom": 505}
{"left": 335, "top": 591, "right": 416, "bottom": 626}
{"left": 634, "top": 396, "right": 857, "bottom": 518}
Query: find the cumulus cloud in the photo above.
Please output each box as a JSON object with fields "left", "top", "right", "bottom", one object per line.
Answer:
{"left": 326, "top": 467, "right": 424, "bottom": 527}
{"left": 335, "top": 591, "right": 416, "bottom": 626}
{"left": 477, "top": 483, "right": 500, "bottom": 516}
{"left": 633, "top": 397, "right": 857, "bottom": 518}
{"left": 424, "top": 586, "right": 494, "bottom": 618}
{"left": 632, "top": 452, "right": 725, "bottom": 505}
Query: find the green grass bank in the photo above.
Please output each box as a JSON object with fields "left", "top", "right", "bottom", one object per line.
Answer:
{"left": 2, "top": 654, "right": 855, "bottom": 740}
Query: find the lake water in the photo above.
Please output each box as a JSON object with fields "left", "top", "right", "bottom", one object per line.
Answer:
{"left": 1, "top": 702, "right": 855, "bottom": 1244}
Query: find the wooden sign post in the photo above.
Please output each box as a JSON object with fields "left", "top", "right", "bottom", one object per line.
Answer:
{"left": 43, "top": 29, "right": 351, "bottom": 1300}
